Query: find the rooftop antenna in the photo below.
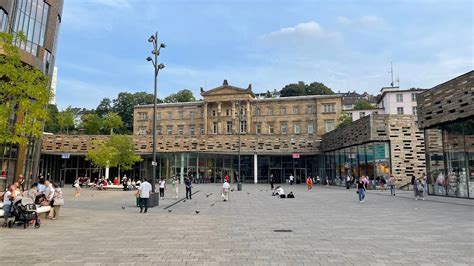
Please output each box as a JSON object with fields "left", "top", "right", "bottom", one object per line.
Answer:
{"left": 396, "top": 75, "right": 400, "bottom": 87}
{"left": 389, "top": 61, "right": 394, "bottom": 87}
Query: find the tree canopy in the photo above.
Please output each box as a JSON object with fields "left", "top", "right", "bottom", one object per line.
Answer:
{"left": 86, "top": 135, "right": 141, "bottom": 172}
{"left": 57, "top": 107, "right": 75, "bottom": 134}
{"left": 0, "top": 32, "right": 51, "bottom": 144}
{"left": 111, "top": 92, "right": 157, "bottom": 133}
{"left": 163, "top": 89, "right": 196, "bottom": 103}
{"left": 280, "top": 81, "right": 334, "bottom": 97}
{"left": 337, "top": 112, "right": 353, "bottom": 128}
{"left": 353, "top": 100, "right": 376, "bottom": 110}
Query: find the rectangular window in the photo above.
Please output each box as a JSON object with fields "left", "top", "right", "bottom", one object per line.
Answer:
{"left": 213, "top": 122, "right": 218, "bottom": 134}
{"left": 226, "top": 109, "right": 230, "bottom": 116}
{"left": 190, "top": 127, "right": 195, "bottom": 135}
{"left": 411, "top": 93, "right": 417, "bottom": 102}
{"left": 167, "top": 112, "right": 172, "bottom": 119}
{"left": 200, "top": 125, "right": 205, "bottom": 135}
{"left": 307, "top": 106, "right": 315, "bottom": 114}
{"left": 212, "top": 110, "right": 217, "bottom": 117}
{"left": 397, "top": 107, "right": 404, "bottom": 114}
{"left": 412, "top": 107, "right": 417, "bottom": 115}
{"left": 308, "top": 123, "right": 314, "bottom": 134}
{"left": 281, "top": 107, "right": 287, "bottom": 115}
{"left": 256, "top": 124, "right": 261, "bottom": 134}
{"left": 178, "top": 126, "right": 184, "bottom": 135}
{"left": 324, "top": 120, "right": 334, "bottom": 133}
{"left": 240, "top": 120, "right": 247, "bottom": 133}
{"left": 156, "top": 113, "right": 161, "bottom": 120}
{"left": 255, "top": 107, "right": 261, "bottom": 116}
{"left": 166, "top": 126, "right": 173, "bottom": 135}
{"left": 240, "top": 108, "right": 245, "bottom": 116}
{"left": 293, "top": 106, "right": 299, "bottom": 114}
{"left": 138, "top": 126, "right": 147, "bottom": 135}
{"left": 268, "top": 108, "right": 274, "bottom": 115}
{"left": 323, "top": 104, "right": 335, "bottom": 113}
{"left": 281, "top": 123, "right": 288, "bottom": 134}
{"left": 201, "top": 111, "right": 204, "bottom": 118}
{"left": 138, "top": 112, "right": 148, "bottom": 121}
{"left": 268, "top": 124, "right": 274, "bottom": 134}
{"left": 156, "top": 126, "right": 162, "bottom": 135}
{"left": 178, "top": 111, "right": 184, "bottom": 119}
{"left": 226, "top": 121, "right": 232, "bottom": 134}
{"left": 294, "top": 123, "right": 300, "bottom": 134}
{"left": 189, "top": 112, "right": 195, "bottom": 119}
{"left": 396, "top": 94, "right": 403, "bottom": 103}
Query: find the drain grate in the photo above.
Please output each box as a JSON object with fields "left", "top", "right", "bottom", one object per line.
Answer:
{"left": 274, "top": 229, "right": 293, "bottom": 233}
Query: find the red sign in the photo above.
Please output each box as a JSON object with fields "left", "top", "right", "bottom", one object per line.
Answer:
{"left": 292, "top": 153, "right": 300, "bottom": 159}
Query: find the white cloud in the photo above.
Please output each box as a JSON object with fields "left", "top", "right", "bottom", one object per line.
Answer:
{"left": 337, "top": 15, "right": 385, "bottom": 28}
{"left": 337, "top": 16, "right": 352, "bottom": 25}
{"left": 260, "top": 21, "right": 342, "bottom": 42}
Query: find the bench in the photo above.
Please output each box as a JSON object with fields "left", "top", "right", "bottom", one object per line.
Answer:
{"left": 98, "top": 185, "right": 124, "bottom": 190}
{"left": 0, "top": 203, "right": 51, "bottom": 218}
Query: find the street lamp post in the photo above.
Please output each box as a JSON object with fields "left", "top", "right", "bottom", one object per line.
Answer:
{"left": 237, "top": 100, "right": 242, "bottom": 191}
{"left": 146, "top": 32, "right": 165, "bottom": 199}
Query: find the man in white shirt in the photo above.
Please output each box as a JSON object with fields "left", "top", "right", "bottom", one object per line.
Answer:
{"left": 289, "top": 175, "right": 295, "bottom": 185}
{"left": 138, "top": 179, "right": 152, "bottom": 213}
{"left": 222, "top": 180, "right": 230, "bottom": 202}
{"left": 159, "top": 179, "right": 166, "bottom": 199}
{"left": 43, "top": 180, "right": 55, "bottom": 203}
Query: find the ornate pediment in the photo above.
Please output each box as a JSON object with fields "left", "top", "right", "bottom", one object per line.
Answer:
{"left": 201, "top": 80, "right": 255, "bottom": 98}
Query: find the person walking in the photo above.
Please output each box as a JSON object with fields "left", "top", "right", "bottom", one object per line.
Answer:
{"left": 389, "top": 175, "right": 396, "bottom": 196}
{"left": 172, "top": 176, "right": 179, "bottom": 199}
{"left": 2, "top": 184, "right": 16, "bottom": 227}
{"left": 415, "top": 179, "right": 425, "bottom": 200}
{"left": 222, "top": 180, "right": 230, "bottom": 201}
{"left": 73, "top": 178, "right": 81, "bottom": 197}
{"left": 184, "top": 176, "right": 192, "bottom": 200}
{"left": 306, "top": 176, "right": 313, "bottom": 191}
{"left": 380, "top": 176, "right": 386, "bottom": 191}
{"left": 49, "top": 183, "right": 64, "bottom": 220}
{"left": 137, "top": 178, "right": 152, "bottom": 213}
{"left": 270, "top": 174, "right": 274, "bottom": 190}
{"left": 159, "top": 179, "right": 166, "bottom": 199}
{"left": 357, "top": 178, "right": 366, "bottom": 203}
{"left": 346, "top": 176, "right": 351, "bottom": 189}
{"left": 422, "top": 173, "right": 428, "bottom": 196}
{"left": 289, "top": 174, "right": 294, "bottom": 185}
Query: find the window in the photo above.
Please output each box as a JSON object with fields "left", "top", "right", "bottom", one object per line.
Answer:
{"left": 397, "top": 107, "right": 404, "bottom": 114}
{"left": 324, "top": 120, "right": 334, "bottom": 133}
{"left": 323, "top": 104, "right": 335, "bottom": 113}
{"left": 307, "top": 106, "right": 315, "bottom": 114}
{"left": 240, "top": 108, "right": 245, "bottom": 116}
{"left": 226, "top": 121, "right": 232, "bottom": 134}
{"left": 411, "top": 93, "right": 417, "bottom": 102}
{"left": 213, "top": 122, "right": 218, "bottom": 134}
{"left": 396, "top": 94, "right": 403, "bottom": 103}
{"left": 200, "top": 111, "right": 204, "bottom": 118}
{"left": 360, "top": 112, "right": 366, "bottom": 117}
{"left": 293, "top": 106, "right": 299, "bottom": 114}
{"left": 178, "top": 126, "right": 184, "bottom": 135}
{"left": 412, "top": 107, "right": 417, "bottom": 115}
{"left": 156, "top": 126, "right": 162, "bottom": 135}
{"left": 138, "top": 126, "right": 147, "bottom": 135}
{"left": 255, "top": 107, "right": 261, "bottom": 116}
{"left": 268, "top": 108, "right": 274, "bottom": 115}
{"left": 281, "top": 123, "right": 288, "bottom": 134}
{"left": 156, "top": 113, "right": 161, "bottom": 120}
{"left": 189, "top": 112, "right": 195, "bottom": 119}
{"left": 138, "top": 112, "right": 148, "bottom": 121}
{"left": 308, "top": 123, "right": 314, "bottom": 134}
{"left": 0, "top": 9, "right": 8, "bottom": 32}
{"left": 212, "top": 110, "right": 217, "bottom": 117}
{"left": 166, "top": 126, "right": 173, "bottom": 135}
{"left": 190, "top": 126, "right": 195, "bottom": 135}
{"left": 167, "top": 112, "right": 172, "bottom": 119}
{"left": 256, "top": 124, "right": 261, "bottom": 134}
{"left": 268, "top": 124, "right": 274, "bottom": 134}
{"left": 226, "top": 109, "right": 230, "bottom": 116}
{"left": 294, "top": 124, "right": 300, "bottom": 134}
{"left": 240, "top": 121, "right": 247, "bottom": 133}
{"left": 200, "top": 124, "right": 205, "bottom": 135}
{"left": 281, "top": 107, "right": 287, "bottom": 115}
{"left": 178, "top": 111, "right": 184, "bottom": 119}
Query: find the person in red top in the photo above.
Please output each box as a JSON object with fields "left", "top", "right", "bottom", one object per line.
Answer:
{"left": 225, "top": 175, "right": 229, "bottom": 183}
{"left": 306, "top": 176, "right": 313, "bottom": 191}
{"left": 113, "top": 177, "right": 119, "bottom": 186}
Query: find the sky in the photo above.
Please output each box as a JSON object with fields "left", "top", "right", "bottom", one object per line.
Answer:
{"left": 55, "top": 0, "right": 473, "bottom": 109}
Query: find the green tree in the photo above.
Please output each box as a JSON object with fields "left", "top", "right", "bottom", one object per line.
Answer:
{"left": 96, "top": 98, "right": 112, "bottom": 117}
{"left": 102, "top": 112, "right": 123, "bottom": 134}
{"left": 0, "top": 32, "right": 51, "bottom": 144}
{"left": 305, "top": 82, "right": 334, "bottom": 95}
{"left": 44, "top": 104, "right": 60, "bottom": 133}
{"left": 57, "top": 107, "right": 75, "bottom": 134}
{"left": 163, "top": 89, "right": 196, "bottom": 103}
{"left": 337, "top": 112, "right": 353, "bottom": 128}
{"left": 354, "top": 100, "right": 376, "bottom": 110}
{"left": 280, "top": 81, "right": 306, "bottom": 97}
{"left": 112, "top": 92, "right": 158, "bottom": 133}
{"left": 86, "top": 139, "right": 119, "bottom": 169}
{"left": 80, "top": 113, "right": 102, "bottom": 134}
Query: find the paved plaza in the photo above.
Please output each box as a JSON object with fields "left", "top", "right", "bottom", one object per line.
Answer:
{"left": 1, "top": 184, "right": 473, "bottom": 265}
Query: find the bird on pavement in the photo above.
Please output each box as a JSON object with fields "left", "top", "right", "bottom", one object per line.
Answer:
{"left": 183, "top": 199, "right": 186, "bottom": 202}
{"left": 247, "top": 192, "right": 250, "bottom": 195}
{"left": 195, "top": 210, "right": 200, "bottom": 214}
{"left": 230, "top": 188, "right": 234, "bottom": 192}
{"left": 168, "top": 209, "right": 172, "bottom": 213}
{"left": 210, "top": 203, "right": 214, "bottom": 206}
{"left": 121, "top": 205, "right": 126, "bottom": 210}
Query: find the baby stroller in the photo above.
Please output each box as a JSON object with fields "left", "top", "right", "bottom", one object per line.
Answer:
{"left": 7, "top": 197, "right": 40, "bottom": 229}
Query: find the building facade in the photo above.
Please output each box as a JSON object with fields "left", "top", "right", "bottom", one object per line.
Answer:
{"left": 321, "top": 114, "right": 426, "bottom": 187}
{"left": 378, "top": 87, "right": 425, "bottom": 116}
{"left": 40, "top": 81, "right": 342, "bottom": 184}
{"left": 0, "top": 0, "right": 63, "bottom": 190}
{"left": 417, "top": 71, "right": 473, "bottom": 198}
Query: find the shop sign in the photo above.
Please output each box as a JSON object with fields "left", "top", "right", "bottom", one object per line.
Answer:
{"left": 292, "top": 153, "right": 300, "bottom": 159}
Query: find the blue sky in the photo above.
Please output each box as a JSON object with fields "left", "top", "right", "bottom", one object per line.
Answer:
{"left": 55, "top": 0, "right": 473, "bottom": 109}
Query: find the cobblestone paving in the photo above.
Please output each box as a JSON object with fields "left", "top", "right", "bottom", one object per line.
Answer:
{"left": 0, "top": 184, "right": 473, "bottom": 265}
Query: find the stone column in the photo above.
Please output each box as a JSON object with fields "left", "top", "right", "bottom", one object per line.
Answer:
{"left": 180, "top": 153, "right": 185, "bottom": 184}
{"left": 204, "top": 102, "right": 208, "bottom": 135}
{"left": 246, "top": 100, "right": 251, "bottom": 133}
{"left": 232, "top": 101, "right": 236, "bottom": 133}
{"left": 254, "top": 153, "right": 258, "bottom": 184}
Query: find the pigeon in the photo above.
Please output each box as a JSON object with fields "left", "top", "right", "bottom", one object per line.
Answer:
{"left": 230, "top": 188, "right": 235, "bottom": 192}
{"left": 168, "top": 209, "right": 172, "bottom": 213}
{"left": 121, "top": 205, "right": 126, "bottom": 210}
{"left": 247, "top": 192, "right": 250, "bottom": 195}
{"left": 206, "top": 194, "right": 210, "bottom": 198}
{"left": 195, "top": 210, "right": 200, "bottom": 214}
{"left": 210, "top": 203, "right": 215, "bottom": 207}
{"left": 183, "top": 199, "right": 186, "bottom": 202}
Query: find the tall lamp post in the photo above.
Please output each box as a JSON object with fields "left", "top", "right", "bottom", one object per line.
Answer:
{"left": 146, "top": 32, "right": 165, "bottom": 198}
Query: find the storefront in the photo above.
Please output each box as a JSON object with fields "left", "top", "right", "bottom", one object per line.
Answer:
{"left": 0, "top": 140, "right": 38, "bottom": 191}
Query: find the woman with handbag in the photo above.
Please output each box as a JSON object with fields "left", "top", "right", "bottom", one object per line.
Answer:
{"left": 48, "top": 183, "right": 64, "bottom": 220}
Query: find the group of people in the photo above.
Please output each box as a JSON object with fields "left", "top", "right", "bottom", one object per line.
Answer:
{"left": 2, "top": 176, "right": 64, "bottom": 227}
